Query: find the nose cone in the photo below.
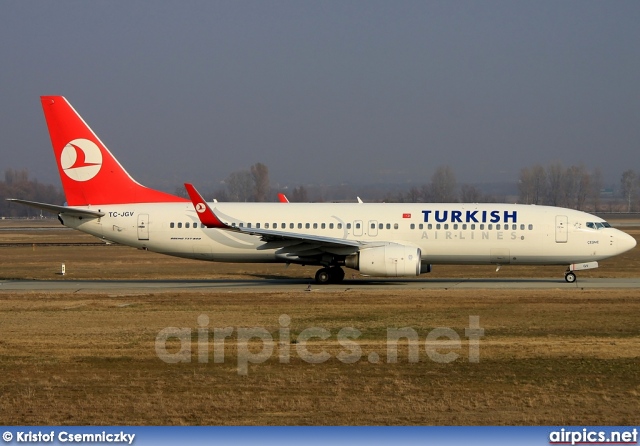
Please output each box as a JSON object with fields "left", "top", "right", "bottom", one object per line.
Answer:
{"left": 618, "top": 231, "right": 637, "bottom": 254}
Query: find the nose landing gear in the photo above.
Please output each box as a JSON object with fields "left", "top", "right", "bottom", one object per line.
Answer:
{"left": 564, "top": 261, "right": 598, "bottom": 283}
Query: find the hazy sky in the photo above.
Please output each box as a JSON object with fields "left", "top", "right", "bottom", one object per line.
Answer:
{"left": 1, "top": 1, "right": 639, "bottom": 192}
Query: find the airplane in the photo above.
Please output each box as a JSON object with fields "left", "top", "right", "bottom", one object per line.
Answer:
{"left": 8, "top": 96, "right": 637, "bottom": 284}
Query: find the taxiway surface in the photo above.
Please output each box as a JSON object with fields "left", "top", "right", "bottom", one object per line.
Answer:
{"left": 1, "top": 277, "right": 639, "bottom": 293}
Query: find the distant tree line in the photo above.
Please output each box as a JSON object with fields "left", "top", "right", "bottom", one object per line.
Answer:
{"left": 518, "top": 163, "right": 602, "bottom": 210}
{"left": 383, "top": 166, "right": 498, "bottom": 204}
{"left": 620, "top": 169, "right": 639, "bottom": 212}
{"left": 175, "top": 162, "right": 274, "bottom": 203}
{"left": 2, "top": 163, "right": 639, "bottom": 217}
{"left": 372, "top": 163, "right": 639, "bottom": 212}
{"left": 0, "top": 169, "right": 65, "bottom": 217}
{"left": 518, "top": 164, "right": 640, "bottom": 212}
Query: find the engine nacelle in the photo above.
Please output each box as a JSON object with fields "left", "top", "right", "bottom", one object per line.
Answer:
{"left": 345, "top": 244, "right": 421, "bottom": 277}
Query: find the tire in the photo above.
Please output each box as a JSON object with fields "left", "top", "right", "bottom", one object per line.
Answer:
{"left": 315, "top": 268, "right": 331, "bottom": 284}
{"left": 329, "top": 267, "right": 345, "bottom": 283}
{"left": 565, "top": 272, "right": 576, "bottom": 283}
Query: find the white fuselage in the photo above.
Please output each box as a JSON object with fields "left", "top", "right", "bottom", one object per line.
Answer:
{"left": 62, "top": 202, "right": 635, "bottom": 268}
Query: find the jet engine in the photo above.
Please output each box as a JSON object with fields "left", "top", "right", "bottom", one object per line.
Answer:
{"left": 345, "top": 244, "right": 421, "bottom": 277}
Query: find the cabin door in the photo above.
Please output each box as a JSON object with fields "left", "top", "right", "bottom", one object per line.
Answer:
{"left": 137, "top": 214, "right": 149, "bottom": 240}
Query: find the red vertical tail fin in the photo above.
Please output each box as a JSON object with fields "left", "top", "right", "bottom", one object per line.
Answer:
{"left": 41, "top": 96, "right": 187, "bottom": 206}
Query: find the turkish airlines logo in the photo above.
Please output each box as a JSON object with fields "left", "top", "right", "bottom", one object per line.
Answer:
{"left": 60, "top": 139, "right": 102, "bottom": 182}
{"left": 195, "top": 203, "right": 206, "bottom": 213}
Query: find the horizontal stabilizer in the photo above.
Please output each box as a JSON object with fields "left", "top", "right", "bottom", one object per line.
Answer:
{"left": 6, "top": 199, "right": 104, "bottom": 218}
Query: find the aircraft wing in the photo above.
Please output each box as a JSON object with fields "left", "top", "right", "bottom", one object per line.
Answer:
{"left": 236, "top": 226, "right": 361, "bottom": 252}
{"left": 6, "top": 199, "right": 105, "bottom": 218}
{"left": 184, "top": 183, "right": 362, "bottom": 256}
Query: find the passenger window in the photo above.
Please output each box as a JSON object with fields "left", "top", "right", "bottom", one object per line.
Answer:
{"left": 428, "top": 224, "right": 432, "bottom": 230}
{"left": 239, "top": 223, "right": 244, "bottom": 228}
{"left": 528, "top": 224, "right": 533, "bottom": 230}
{"left": 321, "top": 223, "right": 326, "bottom": 229}
{"left": 265, "top": 223, "right": 269, "bottom": 229}
{"left": 520, "top": 224, "right": 525, "bottom": 230}
{"left": 462, "top": 224, "right": 467, "bottom": 230}
{"left": 313, "top": 223, "right": 318, "bottom": 229}
{"left": 347, "top": 223, "right": 351, "bottom": 229}
{"left": 338, "top": 223, "right": 343, "bottom": 229}
{"left": 444, "top": 224, "right": 449, "bottom": 230}
{"left": 453, "top": 224, "right": 458, "bottom": 230}
{"left": 194, "top": 223, "right": 198, "bottom": 228}
{"left": 378, "top": 223, "right": 383, "bottom": 229}
{"left": 298, "top": 223, "right": 302, "bottom": 229}
{"left": 496, "top": 224, "right": 500, "bottom": 230}
{"left": 356, "top": 223, "right": 361, "bottom": 229}
{"left": 170, "top": 222, "right": 175, "bottom": 228}
{"left": 470, "top": 224, "right": 475, "bottom": 230}
{"left": 177, "top": 222, "right": 182, "bottom": 228}
{"left": 329, "top": 223, "right": 334, "bottom": 229}
{"left": 512, "top": 224, "right": 517, "bottom": 230}
{"left": 436, "top": 224, "right": 441, "bottom": 230}
{"left": 386, "top": 223, "right": 391, "bottom": 229}
{"left": 256, "top": 223, "right": 260, "bottom": 229}
{"left": 247, "top": 223, "right": 252, "bottom": 228}
{"left": 419, "top": 224, "right": 424, "bottom": 230}
{"left": 306, "top": 223, "right": 310, "bottom": 229}
{"left": 410, "top": 223, "right": 415, "bottom": 230}
{"left": 394, "top": 223, "right": 398, "bottom": 229}
{"left": 488, "top": 224, "right": 493, "bottom": 230}
{"left": 480, "top": 224, "right": 484, "bottom": 230}
{"left": 290, "top": 223, "right": 294, "bottom": 229}
{"left": 185, "top": 222, "right": 190, "bottom": 228}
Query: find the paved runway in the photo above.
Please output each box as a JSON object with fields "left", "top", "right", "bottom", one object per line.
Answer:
{"left": 1, "top": 277, "right": 639, "bottom": 292}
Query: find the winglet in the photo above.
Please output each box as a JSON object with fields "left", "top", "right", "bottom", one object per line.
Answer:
{"left": 277, "top": 193, "right": 289, "bottom": 203}
{"left": 184, "top": 183, "right": 227, "bottom": 228}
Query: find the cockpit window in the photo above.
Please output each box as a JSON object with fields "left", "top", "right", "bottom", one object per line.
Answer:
{"left": 587, "top": 221, "right": 611, "bottom": 230}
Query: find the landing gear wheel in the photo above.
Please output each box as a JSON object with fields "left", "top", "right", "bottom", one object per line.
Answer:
{"left": 315, "top": 268, "right": 331, "bottom": 284}
{"left": 565, "top": 272, "right": 576, "bottom": 283}
{"left": 329, "top": 267, "right": 345, "bottom": 283}
{"left": 315, "top": 267, "right": 345, "bottom": 284}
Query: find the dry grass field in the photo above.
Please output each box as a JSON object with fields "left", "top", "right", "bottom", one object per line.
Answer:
{"left": 0, "top": 220, "right": 639, "bottom": 425}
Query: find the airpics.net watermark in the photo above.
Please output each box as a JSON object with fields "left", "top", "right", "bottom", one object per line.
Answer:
{"left": 155, "top": 315, "right": 484, "bottom": 375}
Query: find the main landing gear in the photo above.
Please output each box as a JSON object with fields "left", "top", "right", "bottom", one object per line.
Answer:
{"left": 315, "top": 267, "right": 345, "bottom": 284}
{"left": 564, "top": 271, "right": 577, "bottom": 283}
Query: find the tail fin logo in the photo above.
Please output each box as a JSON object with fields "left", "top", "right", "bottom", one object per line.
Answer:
{"left": 60, "top": 139, "right": 103, "bottom": 182}
{"left": 195, "top": 203, "right": 206, "bottom": 213}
